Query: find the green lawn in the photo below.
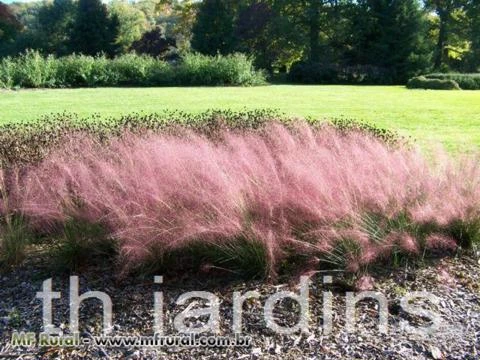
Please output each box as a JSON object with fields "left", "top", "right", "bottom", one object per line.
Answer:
{"left": 1, "top": 85, "right": 479, "bottom": 151}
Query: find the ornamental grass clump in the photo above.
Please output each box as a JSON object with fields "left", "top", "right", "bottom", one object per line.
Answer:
{"left": 2, "top": 120, "right": 476, "bottom": 278}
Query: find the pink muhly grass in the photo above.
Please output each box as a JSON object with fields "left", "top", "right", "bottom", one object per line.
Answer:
{"left": 425, "top": 234, "right": 458, "bottom": 250}
{"left": 7, "top": 122, "right": 480, "bottom": 277}
{"left": 397, "top": 232, "right": 420, "bottom": 254}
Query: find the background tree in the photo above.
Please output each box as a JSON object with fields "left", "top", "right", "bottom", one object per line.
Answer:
{"left": 349, "top": 0, "right": 431, "bottom": 81}
{"left": 0, "top": 2, "right": 38, "bottom": 55}
{"left": 0, "top": 2, "right": 22, "bottom": 42}
{"left": 130, "top": 26, "right": 176, "bottom": 58}
{"left": 305, "top": 0, "right": 321, "bottom": 62}
{"left": 235, "top": 1, "right": 274, "bottom": 70}
{"left": 234, "top": 0, "right": 304, "bottom": 72}
{"left": 270, "top": 0, "right": 354, "bottom": 66}
{"left": 165, "top": 0, "right": 198, "bottom": 51}
{"left": 466, "top": 0, "right": 480, "bottom": 71}
{"left": 191, "top": 0, "right": 236, "bottom": 55}
{"left": 1, "top": 0, "right": 479, "bottom": 82}
{"left": 110, "top": 0, "right": 149, "bottom": 53}
{"left": 69, "top": 0, "right": 120, "bottom": 56}
{"left": 425, "top": 0, "right": 468, "bottom": 70}
{"left": 35, "top": 0, "right": 75, "bottom": 55}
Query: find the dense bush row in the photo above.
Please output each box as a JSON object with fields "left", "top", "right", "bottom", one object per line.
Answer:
{"left": 406, "top": 76, "right": 461, "bottom": 90}
{"left": 0, "top": 111, "right": 478, "bottom": 279}
{"left": 287, "top": 62, "right": 396, "bottom": 85}
{"left": 0, "top": 51, "right": 266, "bottom": 88}
{"left": 425, "top": 73, "right": 480, "bottom": 90}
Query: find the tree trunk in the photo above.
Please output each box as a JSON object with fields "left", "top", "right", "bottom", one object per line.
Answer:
{"left": 434, "top": 7, "right": 449, "bottom": 69}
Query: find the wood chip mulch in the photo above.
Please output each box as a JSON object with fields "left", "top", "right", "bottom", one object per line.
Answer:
{"left": 0, "top": 250, "right": 478, "bottom": 359}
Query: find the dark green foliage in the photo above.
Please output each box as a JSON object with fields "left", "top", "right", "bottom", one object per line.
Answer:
{"left": 425, "top": 73, "right": 480, "bottom": 90}
{"left": 288, "top": 62, "right": 339, "bottom": 84}
{"left": 267, "top": 0, "right": 355, "bottom": 72}
{"left": 1, "top": 0, "right": 117, "bottom": 57}
{"left": 288, "top": 62, "right": 394, "bottom": 84}
{"left": 0, "top": 2, "right": 22, "bottom": 42}
{"left": 35, "top": 0, "right": 76, "bottom": 56}
{"left": 69, "top": 0, "right": 120, "bottom": 56}
{"left": 407, "top": 75, "right": 461, "bottom": 90}
{"left": 191, "top": 0, "right": 236, "bottom": 56}
{"left": 347, "top": 0, "right": 431, "bottom": 83}
{"left": 130, "top": 27, "right": 177, "bottom": 59}
{"left": 278, "top": 0, "right": 433, "bottom": 83}
{"left": 234, "top": 1, "right": 277, "bottom": 71}
{"left": 424, "top": 0, "right": 469, "bottom": 71}
{"left": 0, "top": 51, "right": 266, "bottom": 89}
{"left": 2, "top": 0, "right": 480, "bottom": 77}
{"left": 466, "top": 1, "right": 480, "bottom": 71}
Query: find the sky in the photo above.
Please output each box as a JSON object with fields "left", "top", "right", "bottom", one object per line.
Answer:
{"left": 3, "top": 0, "right": 40, "bottom": 3}
{"left": 2, "top": 0, "right": 122, "bottom": 2}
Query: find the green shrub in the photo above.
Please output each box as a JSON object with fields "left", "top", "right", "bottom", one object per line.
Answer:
{"left": 55, "top": 55, "right": 96, "bottom": 87}
{"left": 0, "top": 57, "right": 16, "bottom": 88}
{"left": 149, "top": 61, "right": 175, "bottom": 86}
{"left": 425, "top": 73, "right": 480, "bottom": 90}
{"left": 56, "top": 54, "right": 115, "bottom": 87}
{"left": 109, "top": 54, "right": 158, "bottom": 86}
{"left": 89, "top": 55, "right": 115, "bottom": 87}
{"left": 176, "top": 53, "right": 265, "bottom": 86}
{"left": 0, "top": 51, "right": 266, "bottom": 89}
{"left": 406, "top": 76, "right": 461, "bottom": 90}
{"left": 9, "top": 50, "right": 58, "bottom": 88}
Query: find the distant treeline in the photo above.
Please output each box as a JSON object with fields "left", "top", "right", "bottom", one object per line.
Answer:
{"left": 0, "top": 0, "right": 479, "bottom": 84}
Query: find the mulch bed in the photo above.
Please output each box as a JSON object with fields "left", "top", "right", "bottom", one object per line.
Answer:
{"left": 0, "top": 249, "right": 478, "bottom": 359}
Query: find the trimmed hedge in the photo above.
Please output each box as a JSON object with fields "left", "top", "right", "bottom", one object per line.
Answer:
{"left": 406, "top": 76, "right": 461, "bottom": 90}
{"left": 425, "top": 73, "right": 480, "bottom": 90}
{"left": 0, "top": 51, "right": 266, "bottom": 88}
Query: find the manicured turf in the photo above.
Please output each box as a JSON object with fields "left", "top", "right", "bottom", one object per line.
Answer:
{"left": 1, "top": 85, "right": 479, "bottom": 150}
